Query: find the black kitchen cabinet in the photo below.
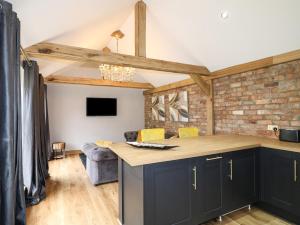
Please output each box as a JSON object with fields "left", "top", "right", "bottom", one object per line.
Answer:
{"left": 144, "top": 159, "right": 192, "bottom": 225}
{"left": 259, "top": 148, "right": 300, "bottom": 224}
{"left": 222, "top": 149, "right": 258, "bottom": 214}
{"left": 120, "top": 147, "right": 300, "bottom": 225}
{"left": 191, "top": 155, "right": 223, "bottom": 225}
{"left": 260, "top": 148, "right": 294, "bottom": 212}
{"left": 293, "top": 153, "right": 300, "bottom": 217}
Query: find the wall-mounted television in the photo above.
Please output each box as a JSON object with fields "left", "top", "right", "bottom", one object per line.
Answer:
{"left": 86, "top": 98, "right": 117, "bottom": 116}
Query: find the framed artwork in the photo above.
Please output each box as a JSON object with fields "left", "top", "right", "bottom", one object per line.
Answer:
{"left": 169, "top": 91, "right": 189, "bottom": 122}
{"left": 151, "top": 95, "right": 166, "bottom": 121}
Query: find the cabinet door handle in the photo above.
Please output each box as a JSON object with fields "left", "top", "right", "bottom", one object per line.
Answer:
{"left": 192, "top": 166, "right": 197, "bottom": 190}
{"left": 206, "top": 156, "right": 223, "bottom": 161}
{"left": 228, "top": 159, "right": 233, "bottom": 181}
{"left": 294, "top": 160, "right": 297, "bottom": 182}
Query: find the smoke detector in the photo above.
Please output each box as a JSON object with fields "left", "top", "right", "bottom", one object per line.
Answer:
{"left": 220, "top": 11, "right": 230, "bottom": 20}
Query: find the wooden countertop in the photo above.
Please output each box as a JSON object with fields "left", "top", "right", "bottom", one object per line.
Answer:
{"left": 110, "top": 135, "right": 300, "bottom": 166}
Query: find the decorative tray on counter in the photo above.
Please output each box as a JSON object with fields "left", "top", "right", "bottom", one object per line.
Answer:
{"left": 126, "top": 142, "right": 178, "bottom": 150}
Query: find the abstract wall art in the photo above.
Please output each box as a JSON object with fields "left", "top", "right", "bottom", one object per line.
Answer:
{"left": 151, "top": 95, "right": 166, "bottom": 121}
{"left": 169, "top": 91, "right": 189, "bottom": 122}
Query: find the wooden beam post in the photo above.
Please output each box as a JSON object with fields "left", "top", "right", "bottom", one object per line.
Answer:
{"left": 206, "top": 80, "right": 214, "bottom": 135}
{"left": 189, "top": 74, "right": 210, "bottom": 96}
{"left": 135, "top": 0, "right": 146, "bottom": 57}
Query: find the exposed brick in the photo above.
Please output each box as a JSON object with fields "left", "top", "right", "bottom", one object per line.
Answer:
{"left": 257, "top": 110, "right": 272, "bottom": 115}
{"left": 291, "top": 121, "right": 300, "bottom": 127}
{"left": 275, "top": 121, "right": 290, "bottom": 127}
{"left": 293, "top": 115, "right": 300, "bottom": 120}
{"left": 242, "top": 101, "right": 255, "bottom": 105}
{"left": 145, "top": 60, "right": 300, "bottom": 138}
{"left": 265, "top": 115, "right": 281, "bottom": 120}
{"left": 257, "top": 120, "right": 272, "bottom": 125}
{"left": 264, "top": 82, "right": 279, "bottom": 88}
{"left": 297, "top": 79, "right": 300, "bottom": 88}
{"left": 289, "top": 97, "right": 300, "bottom": 102}
{"left": 232, "top": 110, "right": 244, "bottom": 115}
{"left": 264, "top": 104, "right": 280, "bottom": 109}
{"left": 256, "top": 99, "right": 271, "bottom": 104}
{"left": 279, "top": 80, "right": 297, "bottom": 91}
{"left": 290, "top": 103, "right": 300, "bottom": 109}
{"left": 271, "top": 98, "right": 288, "bottom": 104}
{"left": 230, "top": 82, "right": 241, "bottom": 88}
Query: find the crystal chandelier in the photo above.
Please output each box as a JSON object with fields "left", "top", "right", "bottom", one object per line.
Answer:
{"left": 99, "top": 30, "right": 135, "bottom": 82}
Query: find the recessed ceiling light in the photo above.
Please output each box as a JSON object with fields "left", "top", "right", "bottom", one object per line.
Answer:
{"left": 220, "top": 11, "right": 230, "bottom": 20}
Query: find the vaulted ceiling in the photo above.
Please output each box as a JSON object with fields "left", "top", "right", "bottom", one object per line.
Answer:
{"left": 8, "top": 0, "right": 300, "bottom": 87}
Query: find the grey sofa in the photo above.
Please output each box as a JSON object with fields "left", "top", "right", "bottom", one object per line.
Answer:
{"left": 82, "top": 143, "right": 118, "bottom": 185}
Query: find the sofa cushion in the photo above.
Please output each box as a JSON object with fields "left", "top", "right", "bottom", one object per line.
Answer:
{"left": 95, "top": 140, "right": 112, "bottom": 148}
{"left": 82, "top": 143, "right": 117, "bottom": 162}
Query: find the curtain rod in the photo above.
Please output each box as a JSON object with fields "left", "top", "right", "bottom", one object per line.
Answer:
{"left": 20, "top": 46, "right": 32, "bottom": 67}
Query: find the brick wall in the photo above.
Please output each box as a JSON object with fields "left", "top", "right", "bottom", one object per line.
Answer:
{"left": 214, "top": 60, "right": 300, "bottom": 137}
{"left": 145, "top": 60, "right": 300, "bottom": 138}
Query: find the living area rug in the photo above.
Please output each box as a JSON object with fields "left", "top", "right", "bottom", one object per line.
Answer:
{"left": 79, "top": 153, "right": 86, "bottom": 169}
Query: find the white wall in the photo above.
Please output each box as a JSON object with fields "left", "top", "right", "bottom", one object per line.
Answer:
{"left": 47, "top": 84, "right": 145, "bottom": 150}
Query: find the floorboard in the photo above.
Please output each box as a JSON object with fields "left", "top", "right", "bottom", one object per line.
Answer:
{"left": 26, "top": 155, "right": 293, "bottom": 225}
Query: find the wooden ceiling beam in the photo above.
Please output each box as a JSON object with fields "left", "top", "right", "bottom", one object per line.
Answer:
{"left": 144, "top": 49, "right": 300, "bottom": 94}
{"left": 210, "top": 49, "right": 300, "bottom": 79}
{"left": 273, "top": 49, "right": 300, "bottom": 64}
{"left": 210, "top": 57, "right": 273, "bottom": 79}
{"left": 45, "top": 75, "right": 155, "bottom": 89}
{"left": 189, "top": 74, "right": 210, "bottom": 96}
{"left": 143, "top": 78, "right": 195, "bottom": 95}
{"left": 206, "top": 80, "right": 214, "bottom": 135}
{"left": 25, "top": 42, "right": 210, "bottom": 76}
{"left": 135, "top": 0, "right": 146, "bottom": 57}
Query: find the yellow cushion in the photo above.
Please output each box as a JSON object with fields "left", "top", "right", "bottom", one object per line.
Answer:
{"left": 178, "top": 127, "right": 199, "bottom": 138}
{"left": 139, "top": 128, "right": 165, "bottom": 142}
{"left": 95, "top": 140, "right": 113, "bottom": 148}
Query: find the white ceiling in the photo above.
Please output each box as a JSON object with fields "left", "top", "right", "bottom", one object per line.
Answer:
{"left": 9, "top": 0, "right": 136, "bottom": 48}
{"left": 8, "top": 0, "right": 300, "bottom": 87}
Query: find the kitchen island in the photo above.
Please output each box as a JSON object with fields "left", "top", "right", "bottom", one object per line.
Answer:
{"left": 110, "top": 135, "right": 300, "bottom": 225}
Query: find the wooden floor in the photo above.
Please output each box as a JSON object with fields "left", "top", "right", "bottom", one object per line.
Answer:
{"left": 27, "top": 155, "right": 293, "bottom": 225}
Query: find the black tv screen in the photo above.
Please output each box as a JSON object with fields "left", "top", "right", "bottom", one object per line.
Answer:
{"left": 86, "top": 98, "right": 117, "bottom": 116}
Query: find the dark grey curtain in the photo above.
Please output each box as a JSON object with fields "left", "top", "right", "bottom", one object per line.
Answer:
{"left": 44, "top": 85, "right": 53, "bottom": 160}
{"left": 22, "top": 61, "right": 49, "bottom": 206}
{"left": 0, "top": 1, "right": 26, "bottom": 225}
